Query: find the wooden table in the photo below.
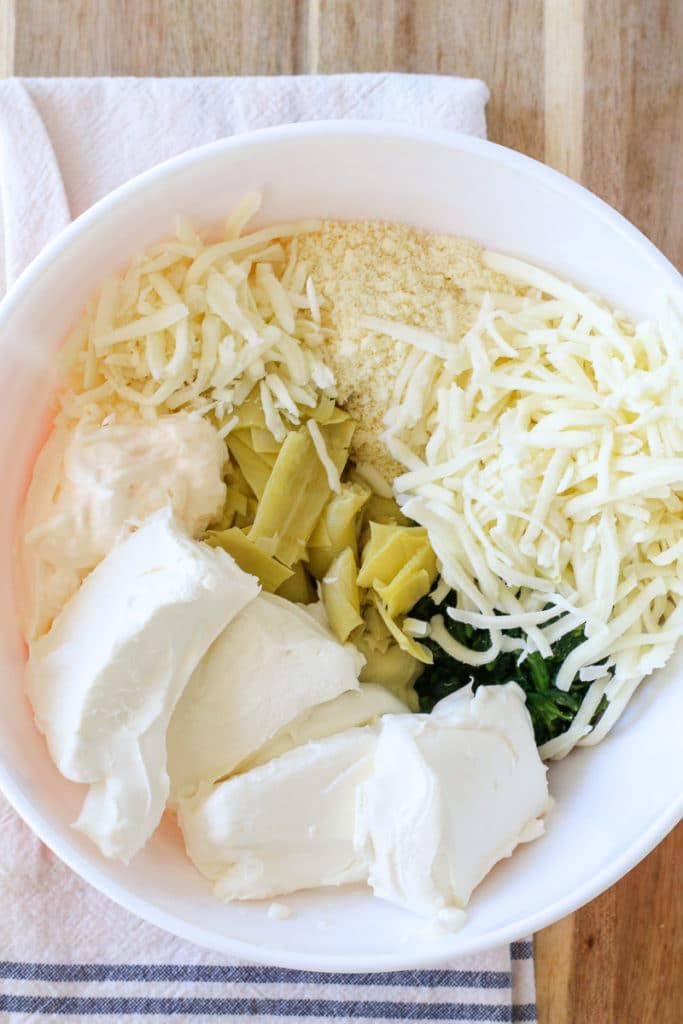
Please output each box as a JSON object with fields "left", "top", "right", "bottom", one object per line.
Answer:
{"left": 1, "top": 2, "right": 681, "bottom": 1020}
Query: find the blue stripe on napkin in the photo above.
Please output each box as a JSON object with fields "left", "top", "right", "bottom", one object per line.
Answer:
{"left": 0, "top": 994, "right": 537, "bottom": 1019}
{"left": 0, "top": 963, "right": 509, "bottom": 987}
{"left": 0, "top": 948, "right": 537, "bottom": 1022}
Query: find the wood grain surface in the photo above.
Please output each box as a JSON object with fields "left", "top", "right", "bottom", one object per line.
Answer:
{"left": 1, "top": 1, "right": 681, "bottom": 1021}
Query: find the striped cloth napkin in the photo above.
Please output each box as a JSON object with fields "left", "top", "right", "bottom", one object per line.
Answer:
{"left": 0, "top": 74, "right": 537, "bottom": 1023}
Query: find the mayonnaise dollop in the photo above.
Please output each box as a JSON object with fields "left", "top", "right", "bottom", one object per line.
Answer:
{"left": 355, "top": 683, "right": 550, "bottom": 916}
{"left": 167, "top": 594, "right": 366, "bottom": 801}
{"left": 19, "top": 413, "right": 227, "bottom": 639}
{"left": 27, "top": 511, "right": 259, "bottom": 862}
{"left": 178, "top": 728, "right": 376, "bottom": 900}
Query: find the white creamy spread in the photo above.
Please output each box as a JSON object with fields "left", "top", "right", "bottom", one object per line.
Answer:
{"left": 27, "top": 511, "right": 259, "bottom": 862}
{"left": 177, "top": 683, "right": 548, "bottom": 914}
{"left": 178, "top": 728, "right": 376, "bottom": 900}
{"left": 167, "top": 594, "right": 366, "bottom": 801}
{"left": 355, "top": 683, "right": 550, "bottom": 915}
{"left": 18, "top": 412, "right": 227, "bottom": 640}
{"left": 243, "top": 683, "right": 408, "bottom": 771}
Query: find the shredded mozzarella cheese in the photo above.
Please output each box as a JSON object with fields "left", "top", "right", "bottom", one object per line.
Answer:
{"left": 430, "top": 615, "right": 501, "bottom": 666}
{"left": 378, "top": 258, "right": 683, "bottom": 757}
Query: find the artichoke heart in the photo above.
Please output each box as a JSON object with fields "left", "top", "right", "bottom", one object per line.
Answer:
{"left": 308, "top": 483, "right": 370, "bottom": 580}
{"left": 321, "top": 547, "right": 364, "bottom": 643}
{"left": 249, "top": 418, "right": 354, "bottom": 567}
{"left": 227, "top": 431, "right": 277, "bottom": 501}
{"left": 204, "top": 527, "right": 292, "bottom": 592}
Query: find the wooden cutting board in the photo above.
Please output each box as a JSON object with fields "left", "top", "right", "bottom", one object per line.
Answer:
{"left": 1, "top": 2, "right": 681, "bottom": 1021}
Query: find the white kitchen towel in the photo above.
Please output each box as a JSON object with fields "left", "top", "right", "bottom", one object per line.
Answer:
{"left": 0, "top": 74, "right": 488, "bottom": 291}
{"left": 0, "top": 74, "right": 537, "bottom": 1023}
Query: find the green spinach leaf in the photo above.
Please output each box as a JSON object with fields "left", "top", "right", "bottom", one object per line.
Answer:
{"left": 411, "top": 589, "right": 609, "bottom": 747}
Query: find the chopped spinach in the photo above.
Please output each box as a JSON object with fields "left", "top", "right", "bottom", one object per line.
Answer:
{"left": 411, "top": 590, "right": 609, "bottom": 747}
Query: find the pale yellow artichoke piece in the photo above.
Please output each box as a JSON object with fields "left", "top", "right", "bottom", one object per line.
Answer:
{"left": 347, "top": 467, "right": 409, "bottom": 527}
{"left": 249, "top": 426, "right": 284, "bottom": 454}
{"left": 225, "top": 488, "right": 248, "bottom": 517}
{"left": 309, "top": 395, "right": 353, "bottom": 425}
{"left": 235, "top": 496, "right": 258, "bottom": 529}
{"left": 357, "top": 643, "right": 421, "bottom": 711}
{"left": 307, "top": 483, "right": 369, "bottom": 580}
{"left": 377, "top": 567, "right": 431, "bottom": 621}
{"left": 226, "top": 461, "right": 254, "bottom": 498}
{"left": 358, "top": 601, "right": 393, "bottom": 655}
{"left": 235, "top": 391, "right": 267, "bottom": 429}
{"left": 321, "top": 417, "right": 356, "bottom": 473}
{"left": 358, "top": 522, "right": 401, "bottom": 574}
{"left": 209, "top": 487, "right": 249, "bottom": 531}
{"left": 372, "top": 593, "right": 433, "bottom": 665}
{"left": 321, "top": 547, "right": 364, "bottom": 643}
{"left": 375, "top": 543, "right": 438, "bottom": 619}
{"left": 363, "top": 492, "right": 410, "bottom": 527}
{"left": 248, "top": 429, "right": 331, "bottom": 566}
{"left": 204, "top": 527, "right": 293, "bottom": 592}
{"left": 309, "top": 394, "right": 338, "bottom": 423}
{"left": 357, "top": 523, "right": 430, "bottom": 588}
{"left": 227, "top": 431, "right": 276, "bottom": 501}
{"left": 307, "top": 516, "right": 333, "bottom": 550}
{"left": 276, "top": 559, "right": 317, "bottom": 604}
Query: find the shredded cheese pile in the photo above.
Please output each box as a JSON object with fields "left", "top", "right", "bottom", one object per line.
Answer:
{"left": 377, "top": 252, "right": 683, "bottom": 758}
{"left": 56, "top": 192, "right": 334, "bottom": 440}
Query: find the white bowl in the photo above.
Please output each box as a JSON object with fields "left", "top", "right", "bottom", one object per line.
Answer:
{"left": 0, "top": 122, "right": 681, "bottom": 970}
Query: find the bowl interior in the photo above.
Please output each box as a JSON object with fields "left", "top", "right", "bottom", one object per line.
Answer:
{"left": 0, "top": 123, "right": 681, "bottom": 969}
